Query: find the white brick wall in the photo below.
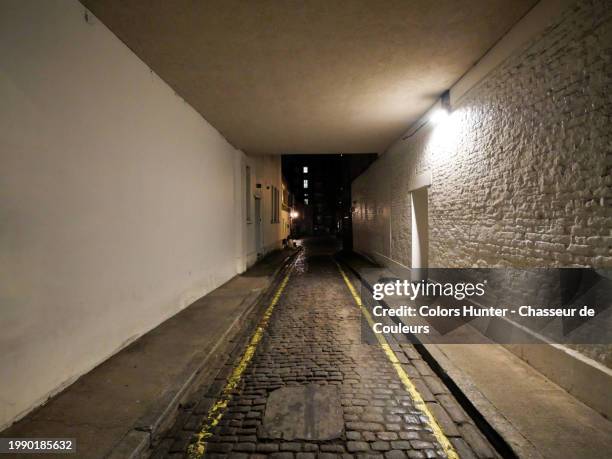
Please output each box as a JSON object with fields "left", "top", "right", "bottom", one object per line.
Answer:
{"left": 353, "top": 0, "right": 611, "bottom": 270}
{"left": 352, "top": 0, "right": 612, "bottom": 365}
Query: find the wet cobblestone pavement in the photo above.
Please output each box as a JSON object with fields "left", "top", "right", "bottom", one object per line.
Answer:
{"left": 155, "top": 239, "right": 499, "bottom": 459}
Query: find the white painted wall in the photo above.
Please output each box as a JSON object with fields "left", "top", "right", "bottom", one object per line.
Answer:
{"left": 242, "top": 155, "right": 286, "bottom": 267}
{"left": 0, "top": 0, "right": 283, "bottom": 429}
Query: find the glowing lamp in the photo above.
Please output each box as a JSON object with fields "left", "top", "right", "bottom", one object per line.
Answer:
{"left": 430, "top": 109, "right": 449, "bottom": 124}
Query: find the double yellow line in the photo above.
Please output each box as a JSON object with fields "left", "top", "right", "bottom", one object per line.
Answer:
{"left": 189, "top": 258, "right": 458, "bottom": 459}
{"left": 188, "top": 268, "right": 293, "bottom": 458}
{"left": 335, "top": 261, "right": 459, "bottom": 459}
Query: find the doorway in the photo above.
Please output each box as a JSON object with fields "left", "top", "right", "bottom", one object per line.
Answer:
{"left": 254, "top": 197, "right": 263, "bottom": 257}
{"left": 411, "top": 186, "right": 428, "bottom": 281}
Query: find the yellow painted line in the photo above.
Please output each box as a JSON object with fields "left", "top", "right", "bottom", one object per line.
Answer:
{"left": 335, "top": 262, "right": 459, "bottom": 459}
{"left": 187, "top": 267, "right": 293, "bottom": 459}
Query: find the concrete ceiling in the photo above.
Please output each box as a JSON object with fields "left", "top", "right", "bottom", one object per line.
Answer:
{"left": 81, "top": 0, "right": 537, "bottom": 154}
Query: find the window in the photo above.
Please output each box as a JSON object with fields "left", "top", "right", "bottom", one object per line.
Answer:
{"left": 304, "top": 198, "right": 309, "bottom": 205}
{"left": 271, "top": 187, "right": 274, "bottom": 223}
{"left": 303, "top": 166, "right": 308, "bottom": 173}
{"left": 271, "top": 186, "right": 280, "bottom": 223}
{"left": 245, "top": 166, "right": 251, "bottom": 222}
{"left": 282, "top": 184, "right": 289, "bottom": 207}
{"left": 303, "top": 179, "right": 308, "bottom": 189}
{"left": 275, "top": 187, "right": 280, "bottom": 222}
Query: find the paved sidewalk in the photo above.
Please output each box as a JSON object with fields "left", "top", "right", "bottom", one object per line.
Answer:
{"left": 339, "top": 251, "right": 612, "bottom": 459}
{"left": 159, "top": 238, "right": 498, "bottom": 459}
{"left": 1, "top": 249, "right": 297, "bottom": 459}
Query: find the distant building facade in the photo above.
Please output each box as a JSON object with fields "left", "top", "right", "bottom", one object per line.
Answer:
{"left": 282, "top": 154, "right": 376, "bottom": 245}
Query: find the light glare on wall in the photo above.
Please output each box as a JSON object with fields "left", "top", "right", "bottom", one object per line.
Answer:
{"left": 429, "top": 107, "right": 463, "bottom": 163}
{"left": 430, "top": 90, "right": 451, "bottom": 126}
{"left": 430, "top": 108, "right": 449, "bottom": 125}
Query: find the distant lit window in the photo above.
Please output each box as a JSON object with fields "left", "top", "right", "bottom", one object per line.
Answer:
{"left": 303, "top": 179, "right": 308, "bottom": 189}
{"left": 304, "top": 198, "right": 309, "bottom": 205}
{"left": 303, "top": 166, "right": 308, "bottom": 173}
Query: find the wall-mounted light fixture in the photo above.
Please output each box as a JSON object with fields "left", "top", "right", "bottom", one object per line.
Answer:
{"left": 429, "top": 109, "right": 449, "bottom": 125}
{"left": 402, "top": 90, "right": 452, "bottom": 141}
{"left": 290, "top": 210, "right": 299, "bottom": 218}
{"left": 429, "top": 90, "right": 451, "bottom": 125}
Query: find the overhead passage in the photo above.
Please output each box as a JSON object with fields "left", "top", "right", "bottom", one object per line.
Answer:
{"left": 82, "top": 0, "right": 537, "bottom": 154}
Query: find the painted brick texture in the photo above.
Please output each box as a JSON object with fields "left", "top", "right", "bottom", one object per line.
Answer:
{"left": 353, "top": 0, "right": 611, "bottom": 270}
{"left": 352, "top": 0, "right": 612, "bottom": 365}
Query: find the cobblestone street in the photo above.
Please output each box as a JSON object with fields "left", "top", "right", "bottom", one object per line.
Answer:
{"left": 156, "top": 239, "right": 499, "bottom": 459}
